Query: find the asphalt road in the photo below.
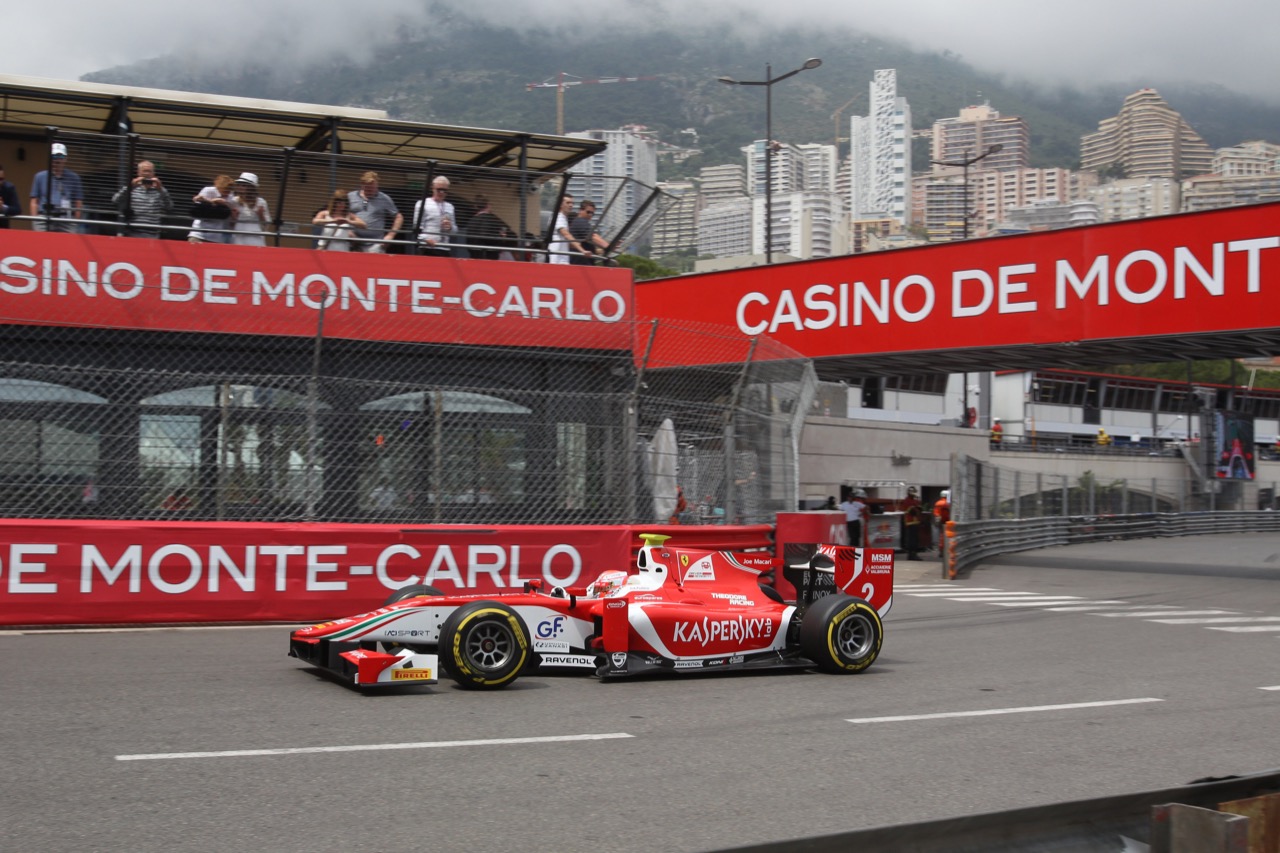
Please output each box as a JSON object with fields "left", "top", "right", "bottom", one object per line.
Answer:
{"left": 3, "top": 534, "right": 1279, "bottom": 853}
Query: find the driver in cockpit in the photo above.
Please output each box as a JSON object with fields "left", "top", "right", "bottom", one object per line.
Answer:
{"left": 586, "top": 570, "right": 629, "bottom": 598}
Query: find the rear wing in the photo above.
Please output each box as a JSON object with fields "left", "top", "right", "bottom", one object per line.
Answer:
{"left": 782, "top": 546, "right": 893, "bottom": 617}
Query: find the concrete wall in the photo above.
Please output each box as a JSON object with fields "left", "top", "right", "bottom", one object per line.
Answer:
{"left": 799, "top": 416, "right": 1280, "bottom": 508}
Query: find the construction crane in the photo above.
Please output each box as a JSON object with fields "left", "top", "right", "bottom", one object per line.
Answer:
{"left": 831, "top": 93, "right": 863, "bottom": 148}
{"left": 526, "top": 73, "right": 658, "bottom": 136}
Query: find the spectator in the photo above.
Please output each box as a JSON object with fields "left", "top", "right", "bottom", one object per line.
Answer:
{"left": 412, "top": 175, "right": 455, "bottom": 256}
{"left": 548, "top": 193, "right": 574, "bottom": 264}
{"left": 990, "top": 417, "right": 1003, "bottom": 447}
{"left": 902, "top": 487, "right": 923, "bottom": 561}
{"left": 934, "top": 489, "right": 951, "bottom": 562}
{"left": 0, "top": 163, "right": 19, "bottom": 228}
{"left": 464, "top": 195, "right": 512, "bottom": 260}
{"left": 1096, "top": 428, "right": 1113, "bottom": 447}
{"left": 188, "top": 175, "right": 234, "bottom": 244}
{"left": 313, "top": 190, "right": 367, "bottom": 251}
{"left": 28, "top": 143, "right": 83, "bottom": 232}
{"left": 161, "top": 488, "right": 193, "bottom": 513}
{"left": 840, "top": 488, "right": 867, "bottom": 547}
{"left": 113, "top": 160, "right": 174, "bottom": 238}
{"left": 568, "top": 199, "right": 610, "bottom": 265}
{"left": 228, "top": 173, "right": 271, "bottom": 247}
{"left": 347, "top": 171, "right": 402, "bottom": 253}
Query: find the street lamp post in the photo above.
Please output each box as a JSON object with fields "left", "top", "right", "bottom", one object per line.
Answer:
{"left": 930, "top": 143, "right": 1003, "bottom": 240}
{"left": 718, "top": 58, "right": 822, "bottom": 263}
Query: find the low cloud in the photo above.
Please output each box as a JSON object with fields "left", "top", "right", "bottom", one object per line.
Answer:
{"left": 8, "top": 0, "right": 1279, "bottom": 104}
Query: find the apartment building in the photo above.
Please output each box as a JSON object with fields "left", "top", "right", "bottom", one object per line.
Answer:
{"left": 1080, "top": 89, "right": 1214, "bottom": 180}
{"left": 1089, "top": 176, "right": 1180, "bottom": 221}
{"left": 849, "top": 69, "right": 913, "bottom": 226}
{"left": 931, "top": 104, "right": 1030, "bottom": 173}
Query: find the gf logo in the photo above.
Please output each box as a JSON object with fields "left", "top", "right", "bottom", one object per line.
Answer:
{"left": 537, "top": 616, "right": 565, "bottom": 639}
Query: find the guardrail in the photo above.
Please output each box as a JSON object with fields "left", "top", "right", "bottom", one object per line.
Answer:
{"left": 945, "top": 511, "right": 1280, "bottom": 578}
{"left": 718, "top": 766, "right": 1280, "bottom": 852}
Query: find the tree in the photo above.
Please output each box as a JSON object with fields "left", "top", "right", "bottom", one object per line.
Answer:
{"left": 614, "top": 253, "right": 679, "bottom": 281}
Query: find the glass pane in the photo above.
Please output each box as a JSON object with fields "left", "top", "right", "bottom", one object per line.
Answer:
{"left": 0, "top": 379, "right": 106, "bottom": 404}
{"left": 139, "top": 414, "right": 201, "bottom": 510}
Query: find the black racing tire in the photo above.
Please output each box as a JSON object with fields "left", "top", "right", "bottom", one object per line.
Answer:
{"left": 438, "top": 601, "right": 530, "bottom": 690}
{"left": 383, "top": 584, "right": 444, "bottom": 607}
{"left": 799, "top": 594, "right": 883, "bottom": 674}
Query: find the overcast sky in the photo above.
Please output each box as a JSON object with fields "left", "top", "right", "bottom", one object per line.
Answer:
{"left": 7, "top": 0, "right": 1280, "bottom": 104}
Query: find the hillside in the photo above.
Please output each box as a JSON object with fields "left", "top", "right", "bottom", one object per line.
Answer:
{"left": 84, "top": 14, "right": 1280, "bottom": 179}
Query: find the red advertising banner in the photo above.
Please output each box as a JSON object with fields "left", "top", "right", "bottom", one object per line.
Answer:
{"left": 636, "top": 202, "right": 1280, "bottom": 360}
{"left": 0, "top": 231, "right": 634, "bottom": 350}
{"left": 0, "top": 520, "right": 773, "bottom": 627}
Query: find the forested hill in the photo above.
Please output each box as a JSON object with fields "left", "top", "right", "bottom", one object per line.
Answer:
{"left": 84, "top": 14, "right": 1280, "bottom": 178}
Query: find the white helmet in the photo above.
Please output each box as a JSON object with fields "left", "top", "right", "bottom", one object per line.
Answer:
{"left": 587, "top": 570, "right": 629, "bottom": 598}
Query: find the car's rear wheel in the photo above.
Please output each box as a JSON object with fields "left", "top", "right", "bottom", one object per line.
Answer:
{"left": 383, "top": 584, "right": 444, "bottom": 606}
{"left": 799, "top": 594, "right": 882, "bottom": 673}
{"left": 379, "top": 585, "right": 445, "bottom": 654}
{"left": 438, "top": 601, "right": 530, "bottom": 690}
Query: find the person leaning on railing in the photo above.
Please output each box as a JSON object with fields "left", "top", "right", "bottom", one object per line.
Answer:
{"left": 0, "top": 163, "right": 20, "bottom": 227}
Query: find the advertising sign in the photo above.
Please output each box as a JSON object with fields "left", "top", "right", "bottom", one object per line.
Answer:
{"left": 0, "top": 520, "right": 774, "bottom": 627}
{"left": 636, "top": 202, "right": 1280, "bottom": 363}
{"left": 0, "top": 231, "right": 634, "bottom": 351}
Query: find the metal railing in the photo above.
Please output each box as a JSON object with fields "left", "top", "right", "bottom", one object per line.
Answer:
{"left": 21, "top": 127, "right": 674, "bottom": 261}
{"left": 942, "top": 452, "right": 1280, "bottom": 577}
{"left": 945, "top": 511, "right": 1280, "bottom": 578}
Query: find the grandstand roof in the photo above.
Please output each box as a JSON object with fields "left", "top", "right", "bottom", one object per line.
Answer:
{"left": 0, "top": 74, "right": 604, "bottom": 173}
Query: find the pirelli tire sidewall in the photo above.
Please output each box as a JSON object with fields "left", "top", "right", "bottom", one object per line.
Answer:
{"left": 439, "top": 601, "right": 531, "bottom": 690}
{"left": 799, "top": 594, "right": 883, "bottom": 674}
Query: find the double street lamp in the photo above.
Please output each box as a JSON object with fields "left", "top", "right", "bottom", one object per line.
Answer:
{"left": 930, "top": 143, "right": 1003, "bottom": 240}
{"left": 718, "top": 58, "right": 822, "bottom": 263}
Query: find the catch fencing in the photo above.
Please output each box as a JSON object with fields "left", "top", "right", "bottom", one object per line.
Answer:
{"left": 944, "top": 454, "right": 1280, "bottom": 577}
{"left": 0, "top": 288, "right": 814, "bottom": 527}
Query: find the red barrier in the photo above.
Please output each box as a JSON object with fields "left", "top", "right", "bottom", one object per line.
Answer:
{"left": 0, "top": 520, "right": 772, "bottom": 627}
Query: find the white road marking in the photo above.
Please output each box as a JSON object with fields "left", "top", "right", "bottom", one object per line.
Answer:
{"left": 1208, "top": 625, "right": 1280, "bottom": 633}
{"left": 1096, "top": 610, "right": 1237, "bottom": 618}
{"left": 5, "top": 625, "right": 290, "bottom": 635}
{"left": 945, "top": 595, "right": 1084, "bottom": 603}
{"left": 1261, "top": 686, "right": 1280, "bottom": 691}
{"left": 905, "top": 590, "right": 1029, "bottom": 597}
{"left": 1044, "top": 603, "right": 1144, "bottom": 611}
{"left": 847, "top": 698, "right": 1162, "bottom": 724}
{"left": 1150, "top": 616, "right": 1277, "bottom": 625}
{"left": 116, "top": 732, "right": 635, "bottom": 762}
{"left": 990, "top": 599, "right": 1094, "bottom": 607}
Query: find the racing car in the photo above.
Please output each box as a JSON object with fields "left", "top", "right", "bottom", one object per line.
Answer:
{"left": 289, "top": 534, "right": 893, "bottom": 690}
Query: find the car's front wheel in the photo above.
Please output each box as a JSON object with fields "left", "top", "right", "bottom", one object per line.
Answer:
{"left": 799, "top": 595, "right": 882, "bottom": 673}
{"left": 438, "top": 601, "right": 530, "bottom": 690}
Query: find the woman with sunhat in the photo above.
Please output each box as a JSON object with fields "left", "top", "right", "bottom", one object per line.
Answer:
{"left": 228, "top": 172, "right": 270, "bottom": 247}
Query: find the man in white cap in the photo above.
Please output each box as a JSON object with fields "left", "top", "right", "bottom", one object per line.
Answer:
{"left": 28, "top": 143, "right": 83, "bottom": 232}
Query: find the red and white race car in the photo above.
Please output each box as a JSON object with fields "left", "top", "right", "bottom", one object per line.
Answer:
{"left": 289, "top": 534, "right": 893, "bottom": 690}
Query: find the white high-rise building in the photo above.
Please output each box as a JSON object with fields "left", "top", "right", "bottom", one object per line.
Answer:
{"left": 753, "top": 191, "right": 845, "bottom": 259}
{"left": 741, "top": 141, "right": 839, "bottom": 256}
{"left": 849, "top": 69, "right": 912, "bottom": 226}
{"left": 650, "top": 180, "right": 699, "bottom": 258}
{"left": 697, "top": 197, "right": 753, "bottom": 258}
{"left": 567, "top": 126, "right": 659, "bottom": 244}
